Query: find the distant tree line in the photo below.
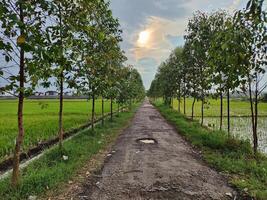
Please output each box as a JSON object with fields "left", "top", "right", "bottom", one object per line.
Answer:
{"left": 0, "top": 0, "right": 145, "bottom": 186}
{"left": 148, "top": 0, "right": 266, "bottom": 155}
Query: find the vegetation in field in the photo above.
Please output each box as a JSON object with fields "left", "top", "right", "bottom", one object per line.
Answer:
{"left": 171, "top": 98, "right": 267, "bottom": 152}
{"left": 153, "top": 102, "right": 267, "bottom": 199}
{"left": 172, "top": 98, "right": 267, "bottom": 117}
{"left": 0, "top": 99, "right": 116, "bottom": 161}
{"left": 148, "top": 0, "right": 267, "bottom": 155}
{"left": 0, "top": 103, "right": 139, "bottom": 200}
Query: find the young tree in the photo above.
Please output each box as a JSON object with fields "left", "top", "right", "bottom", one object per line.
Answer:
{"left": 208, "top": 10, "right": 231, "bottom": 130}
{"left": 0, "top": 0, "right": 49, "bottom": 186}
{"left": 44, "top": 0, "right": 79, "bottom": 149}
{"left": 208, "top": 14, "right": 244, "bottom": 135}
{"left": 235, "top": 0, "right": 267, "bottom": 154}
{"left": 173, "top": 48, "right": 184, "bottom": 113}
{"left": 182, "top": 41, "right": 200, "bottom": 120}
{"left": 181, "top": 45, "right": 190, "bottom": 115}
{"left": 106, "top": 47, "right": 125, "bottom": 121}
{"left": 185, "top": 11, "right": 213, "bottom": 123}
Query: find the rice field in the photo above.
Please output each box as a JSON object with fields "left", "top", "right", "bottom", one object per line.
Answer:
{"left": 0, "top": 99, "right": 116, "bottom": 161}
{"left": 172, "top": 98, "right": 267, "bottom": 153}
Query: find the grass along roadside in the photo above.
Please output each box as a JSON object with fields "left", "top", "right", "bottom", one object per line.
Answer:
{"left": 0, "top": 102, "right": 140, "bottom": 200}
{"left": 153, "top": 101, "right": 267, "bottom": 200}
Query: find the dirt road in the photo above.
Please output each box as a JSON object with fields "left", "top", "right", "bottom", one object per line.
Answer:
{"left": 74, "top": 100, "right": 236, "bottom": 200}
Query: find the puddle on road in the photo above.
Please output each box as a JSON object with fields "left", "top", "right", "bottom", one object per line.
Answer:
{"left": 140, "top": 139, "right": 155, "bottom": 144}
{"left": 137, "top": 138, "right": 157, "bottom": 144}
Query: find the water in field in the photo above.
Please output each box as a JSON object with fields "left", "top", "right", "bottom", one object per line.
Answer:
{"left": 170, "top": 98, "right": 267, "bottom": 154}
{"left": 197, "top": 116, "right": 267, "bottom": 153}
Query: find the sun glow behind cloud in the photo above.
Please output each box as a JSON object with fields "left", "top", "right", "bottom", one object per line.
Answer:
{"left": 137, "top": 30, "right": 150, "bottom": 47}
{"left": 132, "top": 16, "right": 187, "bottom": 63}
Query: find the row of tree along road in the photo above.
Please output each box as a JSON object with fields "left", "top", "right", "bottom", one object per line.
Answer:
{"left": 0, "top": 1, "right": 145, "bottom": 187}
{"left": 148, "top": 0, "right": 266, "bottom": 155}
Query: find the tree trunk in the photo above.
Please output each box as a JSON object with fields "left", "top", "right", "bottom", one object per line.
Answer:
{"left": 12, "top": 4, "right": 25, "bottom": 187}
{"left": 101, "top": 97, "right": 104, "bottom": 126}
{"left": 110, "top": 97, "right": 113, "bottom": 121}
{"left": 117, "top": 102, "right": 120, "bottom": 116}
{"left": 178, "top": 85, "right": 181, "bottom": 113}
{"left": 91, "top": 90, "right": 95, "bottom": 131}
{"left": 58, "top": 71, "right": 64, "bottom": 149}
{"left": 220, "top": 91, "right": 223, "bottom": 131}
{"left": 201, "top": 98, "right": 204, "bottom": 126}
{"left": 249, "top": 82, "right": 255, "bottom": 142}
{"left": 200, "top": 65, "right": 204, "bottom": 126}
{"left": 227, "top": 89, "right": 230, "bottom": 135}
{"left": 254, "top": 91, "right": 258, "bottom": 154}
{"left": 191, "top": 98, "right": 196, "bottom": 120}
{"left": 183, "top": 95, "right": 186, "bottom": 115}
{"left": 58, "top": 4, "right": 64, "bottom": 149}
{"left": 178, "top": 97, "right": 180, "bottom": 113}
{"left": 249, "top": 77, "right": 258, "bottom": 155}
{"left": 183, "top": 80, "right": 186, "bottom": 115}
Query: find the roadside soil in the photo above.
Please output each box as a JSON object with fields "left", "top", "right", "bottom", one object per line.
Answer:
{"left": 51, "top": 99, "right": 237, "bottom": 200}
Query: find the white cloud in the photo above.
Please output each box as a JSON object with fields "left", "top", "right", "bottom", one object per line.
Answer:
{"left": 130, "top": 16, "right": 187, "bottom": 63}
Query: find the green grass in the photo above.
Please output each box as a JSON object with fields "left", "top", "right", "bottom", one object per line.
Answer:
{"left": 0, "top": 103, "right": 139, "bottom": 200}
{"left": 0, "top": 99, "right": 117, "bottom": 161}
{"left": 172, "top": 98, "right": 267, "bottom": 117}
{"left": 153, "top": 101, "right": 267, "bottom": 199}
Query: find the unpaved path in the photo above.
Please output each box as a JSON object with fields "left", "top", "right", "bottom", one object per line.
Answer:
{"left": 73, "top": 100, "right": 236, "bottom": 200}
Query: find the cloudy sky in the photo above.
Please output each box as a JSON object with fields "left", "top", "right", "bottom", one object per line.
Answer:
{"left": 110, "top": 0, "right": 247, "bottom": 89}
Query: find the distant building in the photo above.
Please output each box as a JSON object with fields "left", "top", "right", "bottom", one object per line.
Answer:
{"left": 34, "top": 92, "right": 44, "bottom": 96}
{"left": 45, "top": 91, "right": 58, "bottom": 96}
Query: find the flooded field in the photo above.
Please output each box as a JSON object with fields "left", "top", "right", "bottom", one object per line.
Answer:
{"left": 196, "top": 116, "right": 267, "bottom": 153}
{"left": 171, "top": 98, "right": 267, "bottom": 153}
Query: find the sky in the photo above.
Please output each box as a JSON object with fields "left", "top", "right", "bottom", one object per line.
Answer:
{"left": 110, "top": 0, "right": 248, "bottom": 89}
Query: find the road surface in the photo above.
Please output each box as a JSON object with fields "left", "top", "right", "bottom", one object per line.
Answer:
{"left": 73, "top": 100, "right": 236, "bottom": 199}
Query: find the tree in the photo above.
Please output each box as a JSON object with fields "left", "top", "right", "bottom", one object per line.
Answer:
{"left": 235, "top": 0, "right": 267, "bottom": 154}
{"left": 0, "top": 0, "right": 49, "bottom": 187}
{"left": 185, "top": 11, "right": 213, "bottom": 123}
{"left": 105, "top": 46, "right": 125, "bottom": 121}
{"left": 208, "top": 13, "right": 244, "bottom": 135}
{"left": 208, "top": 10, "right": 231, "bottom": 130}
{"left": 172, "top": 47, "right": 184, "bottom": 113}
{"left": 182, "top": 41, "right": 201, "bottom": 120}
{"left": 44, "top": 0, "right": 80, "bottom": 149}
